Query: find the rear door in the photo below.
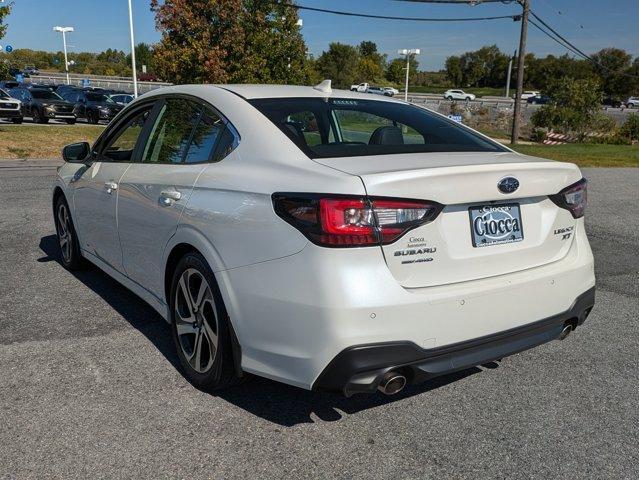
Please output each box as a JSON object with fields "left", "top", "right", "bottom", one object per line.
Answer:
{"left": 117, "top": 96, "right": 227, "bottom": 299}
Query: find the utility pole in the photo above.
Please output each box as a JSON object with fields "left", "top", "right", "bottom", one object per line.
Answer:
{"left": 505, "top": 49, "right": 515, "bottom": 98}
{"left": 128, "top": 0, "right": 139, "bottom": 98}
{"left": 511, "top": 0, "right": 529, "bottom": 145}
{"left": 398, "top": 48, "right": 421, "bottom": 102}
{"left": 53, "top": 26, "right": 74, "bottom": 85}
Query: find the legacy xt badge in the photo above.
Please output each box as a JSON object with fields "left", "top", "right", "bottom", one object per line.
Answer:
{"left": 497, "top": 176, "right": 520, "bottom": 194}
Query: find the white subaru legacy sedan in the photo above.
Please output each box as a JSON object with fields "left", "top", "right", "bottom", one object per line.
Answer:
{"left": 53, "top": 82, "right": 595, "bottom": 396}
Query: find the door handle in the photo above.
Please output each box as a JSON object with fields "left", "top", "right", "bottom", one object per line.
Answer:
{"left": 160, "top": 189, "right": 182, "bottom": 206}
{"left": 104, "top": 181, "right": 118, "bottom": 194}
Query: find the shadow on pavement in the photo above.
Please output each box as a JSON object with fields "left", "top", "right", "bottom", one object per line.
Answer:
{"left": 39, "top": 233, "right": 485, "bottom": 427}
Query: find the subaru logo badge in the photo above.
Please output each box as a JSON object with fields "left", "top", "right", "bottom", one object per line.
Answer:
{"left": 498, "top": 177, "right": 519, "bottom": 194}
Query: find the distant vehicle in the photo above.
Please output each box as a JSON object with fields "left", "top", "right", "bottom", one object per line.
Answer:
{"left": 9, "top": 87, "right": 76, "bottom": 124}
{"left": 443, "top": 89, "right": 476, "bottom": 101}
{"left": 0, "top": 80, "right": 20, "bottom": 90}
{"left": 109, "top": 93, "right": 135, "bottom": 105}
{"left": 0, "top": 88, "right": 23, "bottom": 123}
{"left": 138, "top": 73, "right": 158, "bottom": 82}
{"left": 350, "top": 82, "right": 369, "bottom": 92}
{"left": 602, "top": 96, "right": 622, "bottom": 108}
{"left": 61, "top": 90, "right": 124, "bottom": 124}
{"left": 625, "top": 97, "right": 639, "bottom": 108}
{"left": 514, "top": 91, "right": 540, "bottom": 101}
{"left": 23, "top": 65, "right": 39, "bottom": 76}
{"left": 366, "top": 86, "right": 395, "bottom": 97}
{"left": 527, "top": 94, "right": 551, "bottom": 105}
{"left": 9, "top": 67, "right": 28, "bottom": 79}
{"left": 383, "top": 86, "right": 399, "bottom": 96}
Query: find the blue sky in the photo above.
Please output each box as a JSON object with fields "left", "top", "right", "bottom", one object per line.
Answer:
{"left": 2, "top": 0, "right": 638, "bottom": 70}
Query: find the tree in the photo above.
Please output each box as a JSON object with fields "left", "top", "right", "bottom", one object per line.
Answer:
{"left": 315, "top": 43, "right": 359, "bottom": 88}
{"left": 590, "top": 48, "right": 633, "bottom": 96}
{"left": 0, "top": 0, "right": 11, "bottom": 80}
{"left": 356, "top": 41, "right": 386, "bottom": 82}
{"left": 151, "top": 0, "right": 311, "bottom": 85}
{"left": 531, "top": 77, "right": 603, "bottom": 136}
{"left": 386, "top": 55, "right": 419, "bottom": 84}
{"left": 445, "top": 55, "right": 463, "bottom": 86}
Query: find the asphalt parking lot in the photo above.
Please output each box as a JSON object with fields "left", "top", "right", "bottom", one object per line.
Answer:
{"left": 0, "top": 161, "right": 637, "bottom": 479}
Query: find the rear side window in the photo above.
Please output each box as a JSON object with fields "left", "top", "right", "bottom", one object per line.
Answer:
{"left": 142, "top": 99, "right": 201, "bottom": 164}
{"left": 184, "top": 107, "right": 225, "bottom": 164}
{"left": 250, "top": 98, "right": 505, "bottom": 159}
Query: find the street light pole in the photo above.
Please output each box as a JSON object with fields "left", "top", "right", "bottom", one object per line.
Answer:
{"left": 505, "top": 50, "right": 515, "bottom": 98}
{"left": 398, "top": 48, "right": 421, "bottom": 102}
{"left": 53, "top": 26, "right": 74, "bottom": 85}
{"left": 511, "top": 0, "right": 530, "bottom": 145}
{"left": 128, "top": 0, "right": 138, "bottom": 98}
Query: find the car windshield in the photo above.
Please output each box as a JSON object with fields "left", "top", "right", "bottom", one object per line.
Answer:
{"left": 31, "top": 90, "right": 63, "bottom": 100}
{"left": 86, "top": 92, "right": 114, "bottom": 103}
{"left": 250, "top": 97, "right": 505, "bottom": 159}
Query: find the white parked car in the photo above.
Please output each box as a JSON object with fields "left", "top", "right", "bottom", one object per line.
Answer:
{"left": 53, "top": 82, "right": 595, "bottom": 396}
{"left": 443, "top": 89, "right": 476, "bottom": 101}
{"left": 513, "top": 91, "right": 541, "bottom": 101}
{"left": 350, "top": 82, "right": 369, "bottom": 92}
{"left": 0, "top": 88, "right": 23, "bottom": 123}
{"left": 625, "top": 97, "right": 639, "bottom": 108}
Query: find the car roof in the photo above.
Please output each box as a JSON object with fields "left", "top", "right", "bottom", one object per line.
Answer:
{"left": 217, "top": 83, "right": 400, "bottom": 102}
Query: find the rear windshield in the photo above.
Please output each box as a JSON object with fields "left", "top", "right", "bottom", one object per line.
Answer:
{"left": 249, "top": 97, "right": 505, "bottom": 159}
{"left": 86, "top": 92, "right": 113, "bottom": 103}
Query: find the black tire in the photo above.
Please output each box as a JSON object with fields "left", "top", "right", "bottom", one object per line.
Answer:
{"left": 31, "top": 108, "right": 43, "bottom": 124}
{"left": 66, "top": 118, "right": 77, "bottom": 125}
{"left": 446, "top": 96, "right": 452, "bottom": 101}
{"left": 53, "top": 195, "right": 85, "bottom": 270}
{"left": 87, "top": 110, "right": 99, "bottom": 124}
{"left": 11, "top": 117, "right": 23, "bottom": 124}
{"left": 170, "top": 252, "right": 238, "bottom": 391}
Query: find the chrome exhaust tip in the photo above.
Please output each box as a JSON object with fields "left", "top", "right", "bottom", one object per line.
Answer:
{"left": 377, "top": 372, "right": 407, "bottom": 395}
{"left": 559, "top": 324, "right": 572, "bottom": 341}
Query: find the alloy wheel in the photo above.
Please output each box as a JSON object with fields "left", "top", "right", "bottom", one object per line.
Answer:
{"left": 57, "top": 202, "right": 72, "bottom": 263}
{"left": 174, "top": 268, "right": 219, "bottom": 373}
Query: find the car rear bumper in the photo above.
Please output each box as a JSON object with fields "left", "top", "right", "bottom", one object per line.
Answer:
{"left": 313, "top": 286, "right": 595, "bottom": 396}
{"left": 224, "top": 221, "right": 595, "bottom": 391}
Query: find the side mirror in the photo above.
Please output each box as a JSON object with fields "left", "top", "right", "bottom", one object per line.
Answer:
{"left": 62, "top": 142, "right": 90, "bottom": 163}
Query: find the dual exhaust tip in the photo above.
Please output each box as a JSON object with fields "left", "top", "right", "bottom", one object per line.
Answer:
{"left": 377, "top": 372, "right": 407, "bottom": 395}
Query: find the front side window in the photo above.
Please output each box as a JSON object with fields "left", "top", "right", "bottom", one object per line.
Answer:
{"left": 101, "top": 107, "right": 153, "bottom": 162}
{"left": 250, "top": 98, "right": 504, "bottom": 159}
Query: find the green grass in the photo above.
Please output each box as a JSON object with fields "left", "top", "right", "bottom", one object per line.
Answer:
{"left": 407, "top": 86, "right": 506, "bottom": 97}
{"left": 511, "top": 143, "right": 639, "bottom": 168}
{"left": 0, "top": 125, "right": 105, "bottom": 159}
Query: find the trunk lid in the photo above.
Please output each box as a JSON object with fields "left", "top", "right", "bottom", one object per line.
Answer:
{"left": 314, "top": 152, "right": 583, "bottom": 288}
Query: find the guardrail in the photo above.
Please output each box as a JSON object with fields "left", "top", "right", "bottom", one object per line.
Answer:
{"left": 26, "top": 73, "right": 172, "bottom": 94}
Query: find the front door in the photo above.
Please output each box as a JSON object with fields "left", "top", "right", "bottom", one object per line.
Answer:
{"left": 72, "top": 105, "right": 155, "bottom": 272}
{"left": 118, "top": 98, "right": 226, "bottom": 298}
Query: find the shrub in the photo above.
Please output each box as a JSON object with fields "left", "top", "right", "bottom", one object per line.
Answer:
{"left": 619, "top": 113, "right": 639, "bottom": 141}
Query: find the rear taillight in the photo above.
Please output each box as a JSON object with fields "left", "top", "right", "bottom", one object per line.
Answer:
{"left": 550, "top": 178, "right": 587, "bottom": 218}
{"left": 273, "top": 194, "right": 442, "bottom": 247}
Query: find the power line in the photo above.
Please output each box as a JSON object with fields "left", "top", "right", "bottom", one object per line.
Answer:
{"left": 529, "top": 10, "right": 639, "bottom": 79}
{"left": 292, "top": 4, "right": 517, "bottom": 22}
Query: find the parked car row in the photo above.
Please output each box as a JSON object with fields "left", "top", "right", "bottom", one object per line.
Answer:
{"left": 350, "top": 83, "right": 398, "bottom": 97}
{"left": 0, "top": 80, "right": 135, "bottom": 124}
